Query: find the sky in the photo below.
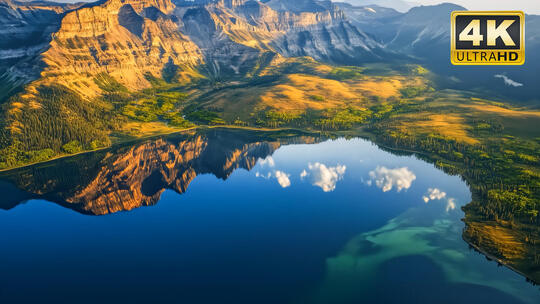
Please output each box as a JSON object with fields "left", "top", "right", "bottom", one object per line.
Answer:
{"left": 338, "top": 0, "right": 540, "bottom": 14}
{"left": 411, "top": 0, "right": 540, "bottom": 14}
{"left": 37, "top": 0, "right": 540, "bottom": 15}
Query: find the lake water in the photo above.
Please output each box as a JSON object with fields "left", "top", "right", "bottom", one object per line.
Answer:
{"left": 0, "top": 129, "right": 538, "bottom": 303}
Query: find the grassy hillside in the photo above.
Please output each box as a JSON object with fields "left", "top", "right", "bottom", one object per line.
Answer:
{"left": 0, "top": 72, "right": 196, "bottom": 169}
{"left": 187, "top": 58, "right": 429, "bottom": 127}
{"left": 0, "top": 58, "right": 427, "bottom": 169}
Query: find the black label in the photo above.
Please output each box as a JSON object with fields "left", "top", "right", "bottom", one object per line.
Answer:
{"left": 455, "top": 15, "right": 521, "bottom": 50}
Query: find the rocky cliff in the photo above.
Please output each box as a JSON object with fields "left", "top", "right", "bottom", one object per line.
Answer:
{"left": 178, "top": 0, "right": 381, "bottom": 76}
{"left": 1, "top": 0, "right": 383, "bottom": 99}
{"left": 35, "top": 0, "right": 203, "bottom": 98}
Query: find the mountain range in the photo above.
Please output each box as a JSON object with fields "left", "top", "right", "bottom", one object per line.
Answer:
{"left": 339, "top": 0, "right": 415, "bottom": 13}
{"left": 0, "top": 0, "right": 386, "bottom": 99}
{"left": 0, "top": 0, "right": 539, "bottom": 170}
{"left": 2, "top": 0, "right": 538, "bottom": 102}
{"left": 337, "top": 2, "right": 540, "bottom": 100}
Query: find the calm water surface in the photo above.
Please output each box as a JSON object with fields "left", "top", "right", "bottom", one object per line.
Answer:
{"left": 0, "top": 129, "right": 538, "bottom": 303}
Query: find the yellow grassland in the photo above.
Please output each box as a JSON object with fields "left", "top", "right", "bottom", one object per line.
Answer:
{"left": 201, "top": 70, "right": 424, "bottom": 120}
{"left": 466, "top": 221, "right": 527, "bottom": 261}
{"left": 118, "top": 122, "right": 190, "bottom": 138}
{"left": 397, "top": 113, "right": 480, "bottom": 145}
{"left": 461, "top": 102, "right": 540, "bottom": 118}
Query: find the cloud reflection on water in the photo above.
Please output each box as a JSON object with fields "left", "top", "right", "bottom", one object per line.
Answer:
{"left": 422, "top": 188, "right": 447, "bottom": 203}
{"left": 275, "top": 170, "right": 291, "bottom": 188}
{"left": 301, "top": 162, "right": 346, "bottom": 192}
{"left": 366, "top": 166, "right": 416, "bottom": 192}
{"left": 422, "top": 188, "right": 457, "bottom": 212}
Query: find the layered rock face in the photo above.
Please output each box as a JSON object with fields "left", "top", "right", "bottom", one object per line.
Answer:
{"left": 37, "top": 0, "right": 203, "bottom": 97}
{"left": 0, "top": 0, "right": 60, "bottom": 62}
{"left": 180, "top": 4, "right": 263, "bottom": 76}
{"left": 178, "top": 0, "right": 381, "bottom": 75}
{"left": 0, "top": 0, "right": 383, "bottom": 99}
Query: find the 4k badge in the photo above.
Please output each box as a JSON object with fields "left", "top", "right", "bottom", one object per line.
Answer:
{"left": 451, "top": 11, "right": 525, "bottom": 65}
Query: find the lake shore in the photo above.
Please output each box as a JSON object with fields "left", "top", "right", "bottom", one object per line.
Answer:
{"left": 0, "top": 125, "right": 318, "bottom": 173}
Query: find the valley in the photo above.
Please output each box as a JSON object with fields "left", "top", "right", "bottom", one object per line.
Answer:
{"left": 0, "top": 0, "right": 538, "bottom": 290}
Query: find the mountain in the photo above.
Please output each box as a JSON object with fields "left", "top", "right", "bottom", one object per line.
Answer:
{"left": 0, "top": 0, "right": 75, "bottom": 99}
{"left": 0, "top": 0, "right": 383, "bottom": 99}
{"left": 178, "top": 0, "right": 384, "bottom": 77}
{"left": 0, "top": 0, "right": 388, "bottom": 170}
{"left": 0, "top": 1, "right": 538, "bottom": 285}
{"left": 341, "top": 3, "right": 463, "bottom": 59}
{"left": 334, "top": 3, "right": 401, "bottom": 26}
{"left": 342, "top": 3, "right": 540, "bottom": 103}
{"left": 338, "top": 0, "right": 415, "bottom": 12}
{"left": 261, "top": 0, "right": 329, "bottom": 12}
{"left": 27, "top": 0, "right": 203, "bottom": 98}
{"left": 0, "top": 0, "right": 538, "bottom": 171}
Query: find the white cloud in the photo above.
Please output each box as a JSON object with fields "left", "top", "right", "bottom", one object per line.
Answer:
{"left": 302, "top": 162, "right": 346, "bottom": 192}
{"left": 258, "top": 156, "right": 275, "bottom": 168}
{"left": 494, "top": 75, "right": 523, "bottom": 87}
{"left": 446, "top": 198, "right": 456, "bottom": 212}
{"left": 422, "top": 188, "right": 447, "bottom": 203}
{"left": 274, "top": 170, "right": 291, "bottom": 188}
{"left": 255, "top": 169, "right": 291, "bottom": 188}
{"left": 255, "top": 171, "right": 272, "bottom": 179}
{"left": 421, "top": 188, "right": 457, "bottom": 212}
{"left": 365, "top": 7, "right": 376, "bottom": 13}
{"left": 367, "top": 166, "right": 416, "bottom": 192}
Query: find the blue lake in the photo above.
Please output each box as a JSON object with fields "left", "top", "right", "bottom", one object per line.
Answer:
{"left": 0, "top": 129, "right": 538, "bottom": 303}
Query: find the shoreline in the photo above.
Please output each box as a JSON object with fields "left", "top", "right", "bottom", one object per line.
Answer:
{"left": 462, "top": 234, "right": 539, "bottom": 286}
{"left": 0, "top": 126, "right": 198, "bottom": 173}
{"left": 0, "top": 125, "right": 315, "bottom": 173}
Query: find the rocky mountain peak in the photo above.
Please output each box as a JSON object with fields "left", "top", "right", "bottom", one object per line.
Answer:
{"left": 91, "top": 0, "right": 176, "bottom": 14}
{"left": 219, "top": 0, "right": 249, "bottom": 8}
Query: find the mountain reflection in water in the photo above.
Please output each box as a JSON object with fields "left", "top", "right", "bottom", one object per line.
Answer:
{"left": 0, "top": 129, "right": 320, "bottom": 215}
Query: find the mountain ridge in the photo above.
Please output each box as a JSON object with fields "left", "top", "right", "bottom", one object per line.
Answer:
{"left": 37, "top": 0, "right": 202, "bottom": 97}
{"left": 1, "top": 0, "right": 384, "bottom": 99}
{"left": 339, "top": 2, "right": 540, "bottom": 102}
